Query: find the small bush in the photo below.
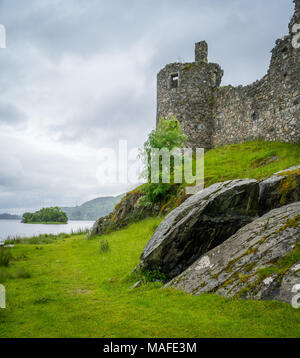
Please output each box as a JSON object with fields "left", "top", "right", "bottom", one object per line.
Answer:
{"left": 70, "top": 227, "right": 89, "bottom": 236}
{"left": 86, "top": 231, "right": 96, "bottom": 240}
{"left": 140, "top": 117, "right": 186, "bottom": 204}
{"left": 141, "top": 182, "right": 179, "bottom": 204}
{"left": 0, "top": 247, "right": 13, "bottom": 267}
{"left": 133, "top": 267, "right": 166, "bottom": 284}
{"left": 99, "top": 239, "right": 110, "bottom": 253}
{"left": 57, "top": 233, "right": 70, "bottom": 239}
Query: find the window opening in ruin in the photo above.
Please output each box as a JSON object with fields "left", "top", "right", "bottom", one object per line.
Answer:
{"left": 170, "top": 74, "right": 179, "bottom": 88}
{"left": 251, "top": 111, "right": 257, "bottom": 121}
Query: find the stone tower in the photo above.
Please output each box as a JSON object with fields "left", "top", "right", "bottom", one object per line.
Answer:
{"left": 156, "top": 1, "right": 299, "bottom": 150}
{"left": 156, "top": 41, "right": 223, "bottom": 149}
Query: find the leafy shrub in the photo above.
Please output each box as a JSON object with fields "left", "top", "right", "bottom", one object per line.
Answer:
{"left": 0, "top": 247, "right": 13, "bottom": 267}
{"left": 57, "top": 233, "right": 70, "bottom": 239}
{"left": 99, "top": 239, "right": 110, "bottom": 253}
{"left": 133, "top": 267, "right": 166, "bottom": 284}
{"left": 140, "top": 117, "right": 186, "bottom": 204}
{"left": 141, "top": 182, "right": 179, "bottom": 205}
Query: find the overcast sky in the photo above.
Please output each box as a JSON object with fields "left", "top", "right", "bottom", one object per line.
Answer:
{"left": 0, "top": 0, "right": 295, "bottom": 213}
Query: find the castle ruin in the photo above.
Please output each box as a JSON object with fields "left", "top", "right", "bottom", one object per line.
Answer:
{"left": 156, "top": 0, "right": 300, "bottom": 150}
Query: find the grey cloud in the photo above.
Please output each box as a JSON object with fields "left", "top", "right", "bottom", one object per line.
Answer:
{"left": 0, "top": 100, "right": 26, "bottom": 124}
{"left": 0, "top": 0, "right": 295, "bottom": 212}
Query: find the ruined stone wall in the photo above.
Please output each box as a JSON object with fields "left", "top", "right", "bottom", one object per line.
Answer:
{"left": 156, "top": 0, "right": 300, "bottom": 149}
{"left": 212, "top": 0, "right": 300, "bottom": 147}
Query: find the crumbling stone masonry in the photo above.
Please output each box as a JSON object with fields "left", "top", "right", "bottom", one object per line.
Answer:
{"left": 156, "top": 41, "right": 223, "bottom": 149}
{"left": 156, "top": 0, "right": 300, "bottom": 150}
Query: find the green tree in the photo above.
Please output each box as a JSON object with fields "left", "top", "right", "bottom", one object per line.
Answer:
{"left": 140, "top": 117, "right": 186, "bottom": 203}
{"left": 22, "top": 212, "right": 33, "bottom": 223}
{"left": 22, "top": 207, "right": 68, "bottom": 223}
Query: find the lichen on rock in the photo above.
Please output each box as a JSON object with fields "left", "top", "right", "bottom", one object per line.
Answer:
{"left": 139, "top": 179, "right": 259, "bottom": 279}
{"left": 166, "top": 202, "right": 300, "bottom": 304}
{"left": 259, "top": 165, "right": 300, "bottom": 215}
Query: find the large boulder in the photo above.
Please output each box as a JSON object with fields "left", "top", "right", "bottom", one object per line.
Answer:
{"left": 139, "top": 179, "right": 259, "bottom": 279}
{"left": 166, "top": 202, "right": 300, "bottom": 304}
{"left": 259, "top": 165, "right": 300, "bottom": 215}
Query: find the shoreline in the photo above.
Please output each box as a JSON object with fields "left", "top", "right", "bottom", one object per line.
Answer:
{"left": 21, "top": 221, "right": 68, "bottom": 225}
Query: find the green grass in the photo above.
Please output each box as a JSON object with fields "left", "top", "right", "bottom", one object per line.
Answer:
{"left": 258, "top": 243, "right": 300, "bottom": 280}
{"left": 0, "top": 247, "right": 13, "bottom": 267}
{"left": 1, "top": 141, "right": 299, "bottom": 338}
{"left": 203, "top": 140, "right": 300, "bottom": 187}
{"left": 5, "top": 229, "right": 89, "bottom": 245}
{"left": 159, "top": 140, "right": 300, "bottom": 214}
{"left": 0, "top": 217, "right": 299, "bottom": 338}
{"left": 125, "top": 140, "right": 300, "bottom": 195}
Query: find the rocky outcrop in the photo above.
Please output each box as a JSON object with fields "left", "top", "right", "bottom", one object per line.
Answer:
{"left": 166, "top": 202, "right": 300, "bottom": 304}
{"left": 90, "top": 186, "right": 189, "bottom": 237}
{"left": 259, "top": 165, "right": 300, "bottom": 215}
{"left": 139, "top": 179, "right": 259, "bottom": 279}
{"left": 90, "top": 190, "right": 162, "bottom": 236}
{"left": 90, "top": 165, "right": 300, "bottom": 238}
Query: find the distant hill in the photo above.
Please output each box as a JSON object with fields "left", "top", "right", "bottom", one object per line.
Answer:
{"left": 61, "top": 194, "right": 125, "bottom": 221}
{"left": 0, "top": 213, "right": 21, "bottom": 220}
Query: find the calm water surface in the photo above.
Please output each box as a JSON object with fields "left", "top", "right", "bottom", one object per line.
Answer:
{"left": 0, "top": 220, "right": 95, "bottom": 243}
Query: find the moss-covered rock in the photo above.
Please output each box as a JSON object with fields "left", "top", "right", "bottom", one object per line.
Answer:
{"left": 90, "top": 189, "right": 163, "bottom": 236}
{"left": 139, "top": 179, "right": 259, "bottom": 279}
{"left": 259, "top": 165, "right": 300, "bottom": 215}
{"left": 166, "top": 202, "right": 300, "bottom": 304}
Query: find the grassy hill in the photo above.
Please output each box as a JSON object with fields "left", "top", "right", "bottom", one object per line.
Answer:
{"left": 203, "top": 140, "right": 300, "bottom": 187}
{"left": 155, "top": 140, "right": 300, "bottom": 214}
{"left": 0, "top": 214, "right": 21, "bottom": 220}
{"left": 61, "top": 194, "right": 124, "bottom": 221}
{"left": 95, "top": 140, "right": 300, "bottom": 231}
{"left": 0, "top": 141, "right": 299, "bottom": 338}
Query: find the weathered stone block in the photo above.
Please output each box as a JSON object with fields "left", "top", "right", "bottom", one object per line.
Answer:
{"left": 139, "top": 179, "right": 259, "bottom": 278}
{"left": 166, "top": 202, "right": 300, "bottom": 305}
{"left": 259, "top": 165, "right": 300, "bottom": 215}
